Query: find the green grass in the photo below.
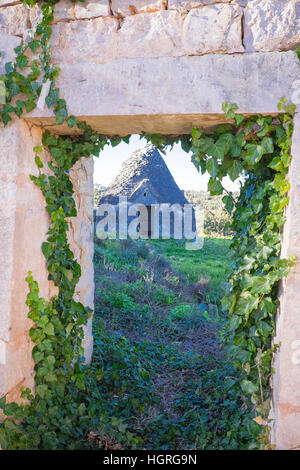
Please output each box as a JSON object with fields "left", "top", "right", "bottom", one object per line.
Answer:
{"left": 149, "top": 238, "right": 232, "bottom": 303}
{"left": 91, "top": 237, "right": 261, "bottom": 450}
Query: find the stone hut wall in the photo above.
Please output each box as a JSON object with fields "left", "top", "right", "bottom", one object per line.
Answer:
{"left": 1, "top": 1, "right": 299, "bottom": 62}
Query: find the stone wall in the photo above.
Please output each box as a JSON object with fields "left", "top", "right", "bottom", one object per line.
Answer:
{"left": 0, "top": 119, "right": 94, "bottom": 401}
{"left": 1, "top": 1, "right": 299, "bottom": 62}
{"left": 0, "top": 0, "right": 300, "bottom": 450}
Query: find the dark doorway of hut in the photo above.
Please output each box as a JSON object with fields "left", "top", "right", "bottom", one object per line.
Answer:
{"left": 92, "top": 135, "right": 245, "bottom": 450}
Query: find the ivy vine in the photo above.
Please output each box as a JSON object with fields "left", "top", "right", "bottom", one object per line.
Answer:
{"left": 0, "top": 0, "right": 297, "bottom": 449}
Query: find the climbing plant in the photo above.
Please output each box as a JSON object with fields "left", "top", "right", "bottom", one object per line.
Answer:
{"left": 0, "top": 0, "right": 297, "bottom": 449}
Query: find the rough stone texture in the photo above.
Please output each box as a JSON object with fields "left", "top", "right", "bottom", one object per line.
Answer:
{"left": 0, "top": 4, "right": 27, "bottom": 36}
{"left": 0, "top": 120, "right": 94, "bottom": 399}
{"left": 111, "top": 0, "right": 166, "bottom": 17}
{"left": 26, "top": 52, "right": 300, "bottom": 135}
{"left": 29, "top": 1, "right": 75, "bottom": 32}
{"left": 0, "top": 0, "right": 22, "bottom": 7}
{"left": 0, "top": 0, "right": 299, "bottom": 446}
{"left": 244, "top": 0, "right": 300, "bottom": 52}
{"left": 271, "top": 113, "right": 300, "bottom": 450}
{"left": 116, "top": 11, "right": 184, "bottom": 59}
{"left": 75, "top": 0, "right": 110, "bottom": 19}
{"left": 168, "top": 0, "right": 230, "bottom": 12}
{"left": 69, "top": 157, "right": 94, "bottom": 364}
{"left": 0, "top": 121, "right": 51, "bottom": 399}
{"left": 182, "top": 4, "right": 244, "bottom": 54}
{"left": 53, "top": 0, "right": 75, "bottom": 20}
{"left": 51, "top": 17, "right": 119, "bottom": 64}
{"left": 0, "top": 31, "right": 21, "bottom": 76}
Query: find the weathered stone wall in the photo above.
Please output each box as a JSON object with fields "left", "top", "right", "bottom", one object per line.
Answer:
{"left": 0, "top": 0, "right": 300, "bottom": 450}
{"left": 0, "top": 121, "right": 53, "bottom": 402}
{"left": 69, "top": 157, "right": 95, "bottom": 364}
{"left": 0, "top": 120, "right": 94, "bottom": 401}
{"left": 271, "top": 113, "right": 300, "bottom": 450}
{"left": 1, "top": 0, "right": 299, "bottom": 59}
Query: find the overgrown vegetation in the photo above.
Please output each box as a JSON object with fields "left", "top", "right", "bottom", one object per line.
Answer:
{"left": 185, "top": 190, "right": 237, "bottom": 237}
{"left": 0, "top": 0, "right": 297, "bottom": 451}
{"left": 91, "top": 237, "right": 261, "bottom": 449}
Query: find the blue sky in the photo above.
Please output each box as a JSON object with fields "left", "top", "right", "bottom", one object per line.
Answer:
{"left": 94, "top": 134, "right": 241, "bottom": 192}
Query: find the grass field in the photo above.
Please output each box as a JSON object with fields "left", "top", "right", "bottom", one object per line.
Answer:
{"left": 91, "top": 237, "right": 260, "bottom": 449}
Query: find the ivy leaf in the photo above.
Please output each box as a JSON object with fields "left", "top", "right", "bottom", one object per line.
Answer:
{"left": 33, "top": 350, "right": 44, "bottom": 364}
{"left": 228, "top": 160, "right": 243, "bottom": 181}
{"left": 234, "top": 114, "right": 244, "bottom": 126}
{"left": 16, "top": 55, "right": 29, "bottom": 70}
{"left": 0, "top": 396, "right": 6, "bottom": 409}
{"left": 5, "top": 62, "right": 13, "bottom": 74}
{"left": 244, "top": 276, "right": 271, "bottom": 295}
{"left": 45, "top": 88, "right": 59, "bottom": 108}
{"left": 261, "top": 136, "right": 274, "bottom": 155}
{"left": 222, "top": 195, "right": 234, "bottom": 213}
{"left": 66, "top": 323, "right": 73, "bottom": 337}
{"left": 35, "top": 156, "right": 44, "bottom": 168}
{"left": 235, "top": 291, "right": 259, "bottom": 315}
{"left": 44, "top": 323, "right": 55, "bottom": 336}
{"left": 222, "top": 101, "right": 238, "bottom": 120}
{"left": 35, "top": 385, "right": 49, "bottom": 399}
{"left": 206, "top": 140, "right": 226, "bottom": 161}
{"left": 28, "top": 39, "right": 41, "bottom": 53}
{"left": 241, "top": 379, "right": 259, "bottom": 395}
{"left": 67, "top": 116, "right": 78, "bottom": 128}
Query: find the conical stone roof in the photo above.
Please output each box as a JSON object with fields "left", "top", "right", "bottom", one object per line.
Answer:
{"left": 99, "top": 144, "right": 189, "bottom": 206}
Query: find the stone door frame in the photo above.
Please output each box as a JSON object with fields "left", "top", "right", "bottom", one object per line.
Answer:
{"left": 0, "top": 50, "right": 300, "bottom": 449}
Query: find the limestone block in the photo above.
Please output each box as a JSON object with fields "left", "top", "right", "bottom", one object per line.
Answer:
{"left": 26, "top": 52, "right": 300, "bottom": 136}
{"left": 51, "top": 17, "right": 119, "bottom": 64}
{"left": 244, "top": 0, "right": 300, "bottom": 52}
{"left": 182, "top": 4, "right": 244, "bottom": 55}
{"left": 53, "top": 0, "right": 75, "bottom": 21}
{"left": 116, "top": 11, "right": 183, "bottom": 59}
{"left": 0, "top": 29, "right": 20, "bottom": 78}
{"left": 75, "top": 0, "right": 110, "bottom": 19}
{"left": 0, "top": 121, "right": 51, "bottom": 400}
{"left": 0, "top": 124, "right": 18, "bottom": 344}
{"left": 168, "top": 0, "right": 230, "bottom": 12}
{"left": 0, "top": 214, "right": 15, "bottom": 341}
{"left": 69, "top": 157, "right": 94, "bottom": 365}
{"left": 111, "top": 0, "right": 166, "bottom": 17}
{"left": 30, "top": 0, "right": 75, "bottom": 32}
{"left": 5, "top": 335, "right": 34, "bottom": 393}
{"left": 271, "top": 114, "right": 300, "bottom": 449}
{"left": 0, "top": 4, "right": 27, "bottom": 36}
{"left": 0, "top": 340, "right": 6, "bottom": 365}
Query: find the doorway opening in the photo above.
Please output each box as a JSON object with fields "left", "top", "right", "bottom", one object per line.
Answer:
{"left": 92, "top": 134, "right": 246, "bottom": 450}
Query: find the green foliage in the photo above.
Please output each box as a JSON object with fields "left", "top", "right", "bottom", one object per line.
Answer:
{"left": 185, "top": 190, "right": 236, "bottom": 237}
{"left": 190, "top": 102, "right": 296, "bottom": 423}
{"left": 93, "top": 239, "right": 262, "bottom": 449}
